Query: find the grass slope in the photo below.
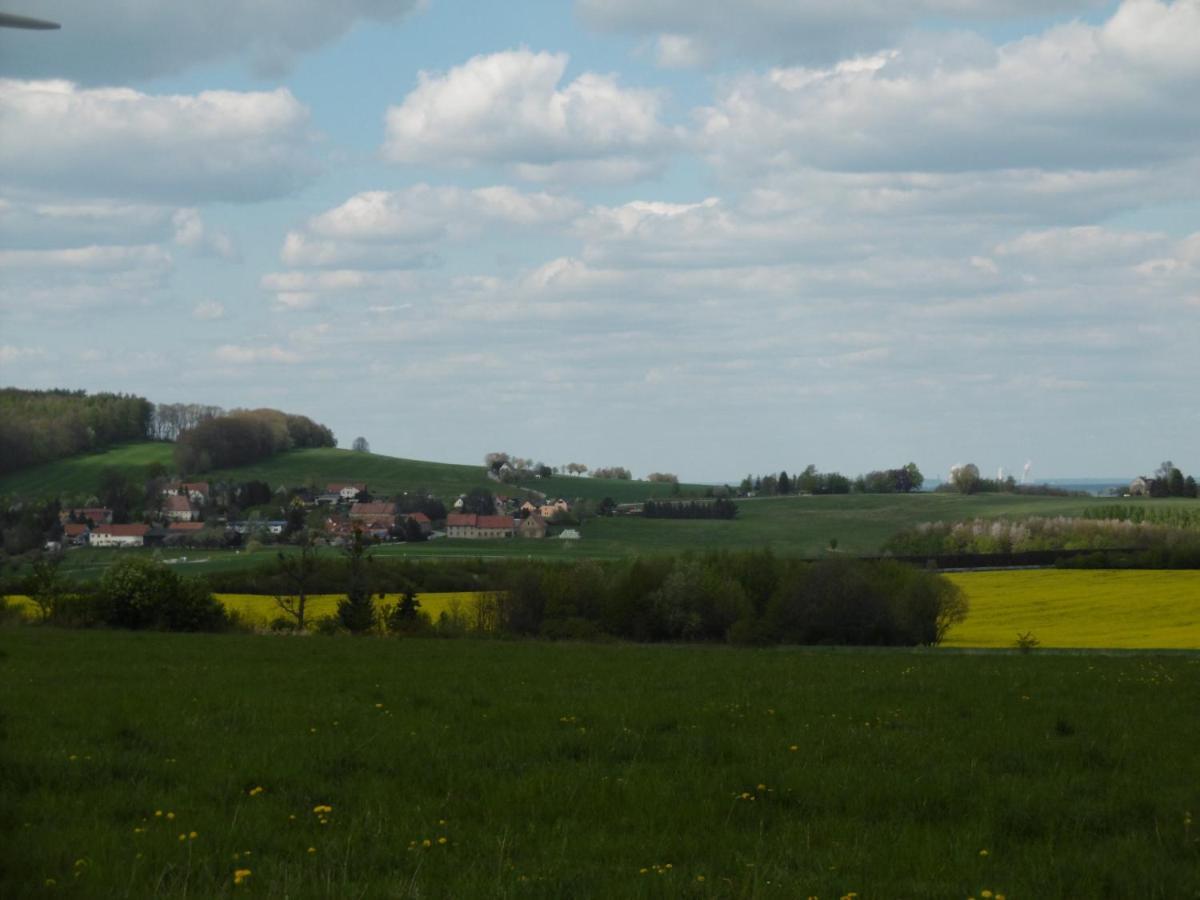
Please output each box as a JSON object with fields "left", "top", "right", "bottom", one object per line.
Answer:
{"left": 0, "top": 442, "right": 700, "bottom": 504}
{"left": 1, "top": 629, "right": 1196, "bottom": 898}
{"left": 0, "top": 442, "right": 173, "bottom": 499}
{"left": 944, "top": 569, "right": 1200, "bottom": 650}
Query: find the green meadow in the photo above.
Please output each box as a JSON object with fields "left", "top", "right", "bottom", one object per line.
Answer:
{"left": 0, "top": 442, "right": 702, "bottom": 504}
{"left": 1, "top": 628, "right": 1196, "bottom": 898}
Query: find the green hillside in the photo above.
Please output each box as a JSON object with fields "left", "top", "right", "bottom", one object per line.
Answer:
{"left": 0, "top": 442, "right": 173, "bottom": 499}
{"left": 0, "top": 442, "right": 703, "bottom": 504}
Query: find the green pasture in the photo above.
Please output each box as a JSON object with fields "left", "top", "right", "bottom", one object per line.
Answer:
{"left": 1, "top": 629, "right": 1196, "bottom": 898}
{"left": 0, "top": 443, "right": 704, "bottom": 504}
{"left": 0, "top": 442, "right": 173, "bottom": 499}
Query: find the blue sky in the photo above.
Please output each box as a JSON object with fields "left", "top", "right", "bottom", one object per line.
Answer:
{"left": 1, "top": 0, "right": 1197, "bottom": 482}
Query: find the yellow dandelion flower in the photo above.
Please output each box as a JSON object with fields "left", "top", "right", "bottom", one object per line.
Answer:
{"left": 422, "top": 838, "right": 432, "bottom": 848}
{"left": 757, "top": 783, "right": 766, "bottom": 791}
{"left": 307, "top": 847, "right": 317, "bottom": 854}
{"left": 189, "top": 831, "right": 198, "bottom": 840}
{"left": 437, "top": 837, "right": 448, "bottom": 845}
{"left": 697, "top": 875, "right": 706, "bottom": 882}
{"left": 979, "top": 849, "right": 989, "bottom": 857}
{"left": 980, "top": 892, "right": 993, "bottom": 898}
{"left": 154, "top": 810, "right": 163, "bottom": 817}
{"left": 178, "top": 834, "right": 187, "bottom": 842}
{"left": 789, "top": 745, "right": 798, "bottom": 751}
{"left": 45, "top": 878, "right": 57, "bottom": 886}
{"left": 166, "top": 812, "right": 175, "bottom": 820}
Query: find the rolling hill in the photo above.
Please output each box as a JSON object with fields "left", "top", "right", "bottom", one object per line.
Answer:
{"left": 0, "top": 441, "right": 705, "bottom": 504}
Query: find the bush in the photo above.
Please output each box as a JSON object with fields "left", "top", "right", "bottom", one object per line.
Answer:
{"left": 99, "top": 558, "right": 229, "bottom": 632}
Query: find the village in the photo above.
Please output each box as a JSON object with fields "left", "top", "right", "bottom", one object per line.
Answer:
{"left": 50, "top": 480, "right": 583, "bottom": 551}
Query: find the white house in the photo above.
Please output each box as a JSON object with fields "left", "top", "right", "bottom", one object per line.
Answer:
{"left": 90, "top": 524, "right": 149, "bottom": 547}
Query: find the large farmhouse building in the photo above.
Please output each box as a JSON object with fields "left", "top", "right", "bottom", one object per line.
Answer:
{"left": 446, "top": 514, "right": 515, "bottom": 539}
{"left": 90, "top": 524, "right": 149, "bottom": 547}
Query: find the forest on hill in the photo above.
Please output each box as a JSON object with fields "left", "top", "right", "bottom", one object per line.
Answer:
{"left": 0, "top": 388, "right": 334, "bottom": 477}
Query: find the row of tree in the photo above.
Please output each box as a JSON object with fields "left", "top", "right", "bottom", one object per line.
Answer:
{"left": 0, "top": 388, "right": 154, "bottom": 475}
{"left": 740, "top": 463, "right": 922, "bottom": 496}
{"left": 642, "top": 499, "right": 738, "bottom": 520}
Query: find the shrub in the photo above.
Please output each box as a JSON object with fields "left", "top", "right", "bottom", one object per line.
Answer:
{"left": 99, "top": 558, "right": 228, "bottom": 632}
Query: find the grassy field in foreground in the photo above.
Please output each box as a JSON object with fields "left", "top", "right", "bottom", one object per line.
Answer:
{"left": 943, "top": 570, "right": 1200, "bottom": 650}
{"left": 0, "top": 630, "right": 1197, "bottom": 898}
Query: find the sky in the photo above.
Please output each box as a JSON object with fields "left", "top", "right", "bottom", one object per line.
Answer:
{"left": 1, "top": 0, "right": 1197, "bottom": 483}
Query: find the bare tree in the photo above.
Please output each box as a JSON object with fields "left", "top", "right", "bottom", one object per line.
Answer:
{"left": 274, "top": 530, "right": 320, "bottom": 631}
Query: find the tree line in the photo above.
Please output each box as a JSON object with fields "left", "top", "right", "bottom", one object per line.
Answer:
{"left": 739, "top": 463, "right": 923, "bottom": 496}
{"left": 11, "top": 548, "right": 967, "bottom": 648}
{"left": 642, "top": 498, "right": 738, "bottom": 519}
{"left": 0, "top": 388, "right": 154, "bottom": 475}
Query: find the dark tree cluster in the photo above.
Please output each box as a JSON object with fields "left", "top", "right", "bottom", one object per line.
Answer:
{"left": 492, "top": 553, "right": 966, "bottom": 647}
{"left": 1141, "top": 461, "right": 1198, "bottom": 498}
{"left": 174, "top": 408, "right": 335, "bottom": 474}
{"left": 0, "top": 388, "right": 153, "bottom": 475}
{"left": 642, "top": 498, "right": 738, "bottom": 519}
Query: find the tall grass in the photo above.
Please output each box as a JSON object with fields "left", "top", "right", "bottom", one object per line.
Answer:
{"left": 1, "top": 629, "right": 1197, "bottom": 898}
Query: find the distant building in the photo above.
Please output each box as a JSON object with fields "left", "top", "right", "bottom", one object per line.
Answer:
{"left": 557, "top": 529, "right": 582, "bottom": 541}
{"left": 327, "top": 482, "right": 366, "bottom": 500}
{"left": 162, "top": 494, "right": 198, "bottom": 522}
{"left": 62, "top": 523, "right": 90, "bottom": 545}
{"left": 518, "top": 514, "right": 548, "bottom": 539}
{"left": 90, "top": 524, "right": 149, "bottom": 547}
{"left": 61, "top": 507, "right": 112, "bottom": 526}
{"left": 446, "top": 514, "right": 515, "bottom": 539}
{"left": 350, "top": 501, "right": 396, "bottom": 520}
{"left": 404, "top": 512, "right": 433, "bottom": 535}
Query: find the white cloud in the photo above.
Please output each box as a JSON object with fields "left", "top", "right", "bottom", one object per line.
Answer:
{"left": 0, "top": 197, "right": 174, "bottom": 249}
{"left": 0, "top": 244, "right": 171, "bottom": 271}
{"left": 0, "top": 0, "right": 423, "bottom": 83}
{"left": 696, "top": 2, "right": 1200, "bottom": 177}
{"left": 0, "top": 344, "right": 46, "bottom": 365}
{"left": 0, "top": 80, "right": 316, "bottom": 203}
{"left": 579, "top": 0, "right": 1109, "bottom": 65}
{"left": 192, "top": 300, "right": 225, "bottom": 320}
{"left": 172, "top": 209, "right": 239, "bottom": 260}
{"left": 382, "top": 49, "right": 676, "bottom": 182}
{"left": 213, "top": 344, "right": 302, "bottom": 365}
{"left": 280, "top": 184, "right": 582, "bottom": 267}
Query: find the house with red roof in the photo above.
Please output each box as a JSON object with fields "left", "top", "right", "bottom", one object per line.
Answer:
{"left": 90, "top": 523, "right": 150, "bottom": 547}
{"left": 162, "top": 494, "right": 198, "bottom": 522}
{"left": 445, "top": 513, "right": 515, "bottom": 539}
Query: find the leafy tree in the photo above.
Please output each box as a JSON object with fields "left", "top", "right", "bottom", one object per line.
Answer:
{"left": 461, "top": 487, "right": 496, "bottom": 516}
{"left": 28, "top": 551, "right": 66, "bottom": 622}
{"left": 951, "top": 463, "right": 981, "bottom": 495}
{"left": 337, "top": 529, "right": 376, "bottom": 633}
{"left": 352, "top": 436, "right": 370, "bottom": 452}
{"left": 274, "top": 530, "right": 320, "bottom": 630}
{"left": 100, "top": 557, "right": 227, "bottom": 631}
{"left": 904, "top": 462, "right": 924, "bottom": 492}
{"left": 777, "top": 470, "right": 791, "bottom": 495}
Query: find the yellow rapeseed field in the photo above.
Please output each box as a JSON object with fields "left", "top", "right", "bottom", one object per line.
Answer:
{"left": 4, "top": 592, "right": 488, "bottom": 628}
{"left": 215, "top": 592, "right": 486, "bottom": 627}
{"left": 944, "top": 569, "right": 1200, "bottom": 649}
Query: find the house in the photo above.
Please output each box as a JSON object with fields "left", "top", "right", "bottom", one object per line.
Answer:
{"left": 327, "top": 482, "right": 366, "bottom": 500}
{"left": 539, "top": 499, "right": 570, "bottom": 519}
{"left": 162, "top": 494, "right": 198, "bottom": 522}
{"left": 445, "top": 513, "right": 515, "bottom": 539}
{"left": 63, "top": 523, "right": 90, "bottom": 545}
{"left": 518, "top": 514, "right": 547, "bottom": 539}
{"left": 520, "top": 500, "right": 539, "bottom": 515}
{"left": 90, "top": 523, "right": 149, "bottom": 547}
{"left": 61, "top": 507, "right": 112, "bottom": 526}
{"left": 167, "top": 522, "right": 205, "bottom": 535}
{"left": 350, "top": 501, "right": 396, "bottom": 520}
{"left": 183, "top": 482, "right": 210, "bottom": 503}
